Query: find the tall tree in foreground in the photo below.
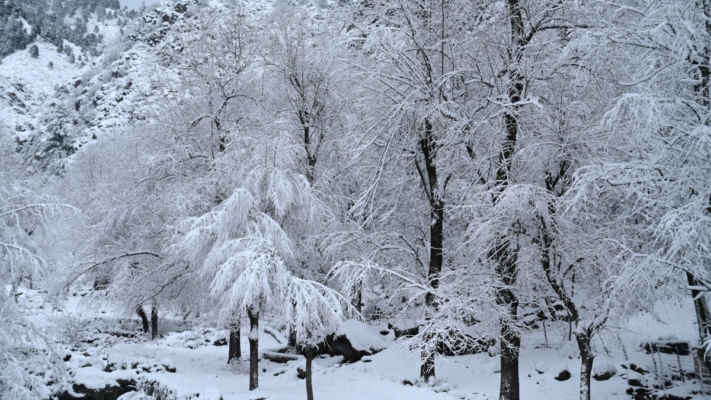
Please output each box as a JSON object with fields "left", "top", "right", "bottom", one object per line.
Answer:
{"left": 262, "top": 7, "right": 353, "bottom": 346}
{"left": 177, "top": 188, "right": 292, "bottom": 390}
{"left": 0, "top": 172, "right": 70, "bottom": 399}
{"left": 285, "top": 278, "right": 356, "bottom": 400}
{"left": 177, "top": 157, "right": 319, "bottom": 390}
{"left": 340, "top": 0, "right": 494, "bottom": 382}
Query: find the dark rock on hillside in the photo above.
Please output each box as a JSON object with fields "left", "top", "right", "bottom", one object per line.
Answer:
{"left": 288, "top": 333, "right": 375, "bottom": 363}
{"left": 629, "top": 363, "right": 649, "bottom": 375}
{"left": 388, "top": 323, "right": 419, "bottom": 338}
{"left": 642, "top": 340, "right": 690, "bottom": 356}
{"left": 554, "top": 366, "right": 571, "bottom": 381}
{"left": 57, "top": 379, "right": 135, "bottom": 400}
{"left": 333, "top": 334, "right": 372, "bottom": 363}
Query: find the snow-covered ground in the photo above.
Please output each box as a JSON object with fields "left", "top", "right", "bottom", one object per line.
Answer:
{"left": 13, "top": 286, "right": 709, "bottom": 400}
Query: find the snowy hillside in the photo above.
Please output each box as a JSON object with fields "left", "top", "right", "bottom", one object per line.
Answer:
{"left": 0, "top": 0, "right": 132, "bottom": 171}
{"left": 0, "top": 40, "right": 77, "bottom": 135}
{"left": 9, "top": 0, "right": 352, "bottom": 173}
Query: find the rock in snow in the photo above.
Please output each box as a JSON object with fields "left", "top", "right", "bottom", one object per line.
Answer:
{"left": 336, "top": 320, "right": 389, "bottom": 353}
{"left": 535, "top": 362, "right": 549, "bottom": 374}
{"left": 593, "top": 362, "right": 617, "bottom": 381}
{"left": 554, "top": 364, "right": 571, "bottom": 381}
{"left": 330, "top": 320, "right": 390, "bottom": 363}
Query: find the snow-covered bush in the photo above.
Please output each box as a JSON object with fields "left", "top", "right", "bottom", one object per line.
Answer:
{"left": 55, "top": 312, "right": 90, "bottom": 346}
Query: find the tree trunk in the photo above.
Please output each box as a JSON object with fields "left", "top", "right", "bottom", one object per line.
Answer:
{"left": 497, "top": 262, "right": 520, "bottom": 400}
{"left": 420, "top": 343, "right": 436, "bottom": 383}
{"left": 248, "top": 307, "right": 259, "bottom": 391}
{"left": 576, "top": 331, "right": 595, "bottom": 400}
{"left": 289, "top": 301, "right": 297, "bottom": 348}
{"left": 305, "top": 345, "right": 315, "bottom": 400}
{"left": 686, "top": 271, "right": 711, "bottom": 341}
{"left": 228, "top": 323, "right": 241, "bottom": 364}
{"left": 417, "top": 118, "right": 444, "bottom": 383}
{"left": 288, "top": 328, "right": 297, "bottom": 348}
{"left": 492, "top": 0, "right": 527, "bottom": 397}
{"left": 353, "top": 282, "right": 363, "bottom": 314}
{"left": 150, "top": 300, "right": 158, "bottom": 340}
{"left": 136, "top": 305, "right": 149, "bottom": 333}
{"left": 11, "top": 280, "right": 18, "bottom": 303}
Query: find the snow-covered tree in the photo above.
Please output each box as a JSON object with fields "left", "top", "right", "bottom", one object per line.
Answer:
{"left": 330, "top": 0, "right": 502, "bottom": 383}
{"left": 0, "top": 172, "right": 71, "bottom": 399}
{"left": 176, "top": 160, "right": 321, "bottom": 389}
{"left": 285, "top": 278, "right": 356, "bottom": 400}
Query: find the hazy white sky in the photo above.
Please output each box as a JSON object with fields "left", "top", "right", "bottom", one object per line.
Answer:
{"left": 119, "top": 0, "right": 159, "bottom": 10}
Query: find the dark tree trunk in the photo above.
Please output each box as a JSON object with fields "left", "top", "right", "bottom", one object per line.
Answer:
{"left": 150, "top": 301, "right": 158, "bottom": 340}
{"left": 289, "top": 301, "right": 297, "bottom": 348}
{"left": 496, "top": 244, "right": 520, "bottom": 400}
{"left": 416, "top": 118, "right": 444, "bottom": 383}
{"left": 136, "top": 305, "right": 149, "bottom": 333}
{"left": 493, "top": 0, "right": 526, "bottom": 398}
{"left": 228, "top": 324, "right": 241, "bottom": 363}
{"left": 248, "top": 307, "right": 259, "bottom": 391}
{"left": 292, "top": 73, "right": 319, "bottom": 185}
{"left": 304, "top": 345, "right": 315, "bottom": 400}
{"left": 420, "top": 345, "right": 436, "bottom": 383}
{"left": 288, "top": 328, "right": 297, "bottom": 348}
{"left": 353, "top": 282, "right": 363, "bottom": 314}
{"left": 686, "top": 272, "right": 711, "bottom": 340}
{"left": 576, "top": 331, "right": 595, "bottom": 400}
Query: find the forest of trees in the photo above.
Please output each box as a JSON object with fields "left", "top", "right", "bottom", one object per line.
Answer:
{"left": 0, "top": 0, "right": 134, "bottom": 59}
{"left": 2, "top": 0, "right": 711, "bottom": 399}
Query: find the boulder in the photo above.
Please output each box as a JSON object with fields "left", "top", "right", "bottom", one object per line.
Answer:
{"left": 57, "top": 379, "right": 136, "bottom": 400}
{"left": 593, "top": 362, "right": 617, "bottom": 381}
{"left": 332, "top": 335, "right": 368, "bottom": 363}
{"left": 629, "top": 363, "right": 649, "bottom": 375}
{"left": 300, "top": 320, "right": 390, "bottom": 363}
{"left": 388, "top": 323, "right": 419, "bottom": 338}
{"left": 627, "top": 371, "right": 646, "bottom": 387}
{"left": 554, "top": 364, "right": 571, "bottom": 381}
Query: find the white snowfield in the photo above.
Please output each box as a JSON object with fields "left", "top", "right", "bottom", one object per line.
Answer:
{"left": 54, "top": 295, "right": 703, "bottom": 400}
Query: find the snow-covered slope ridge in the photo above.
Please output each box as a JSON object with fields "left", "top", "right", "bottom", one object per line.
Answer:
{"left": 0, "top": 6, "right": 130, "bottom": 171}
{"left": 8, "top": 0, "right": 353, "bottom": 173}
